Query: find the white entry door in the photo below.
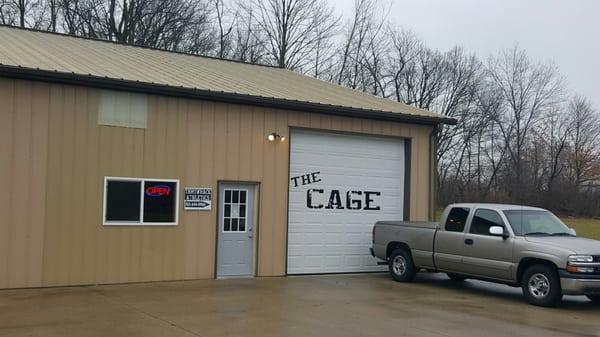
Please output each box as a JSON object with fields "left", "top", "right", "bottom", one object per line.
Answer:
{"left": 217, "top": 183, "right": 254, "bottom": 277}
{"left": 287, "top": 129, "right": 406, "bottom": 274}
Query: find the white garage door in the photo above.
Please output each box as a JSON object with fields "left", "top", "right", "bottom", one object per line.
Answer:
{"left": 287, "top": 129, "right": 405, "bottom": 274}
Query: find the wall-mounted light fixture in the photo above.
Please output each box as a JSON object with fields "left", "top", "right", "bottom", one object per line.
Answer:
{"left": 267, "top": 132, "right": 286, "bottom": 142}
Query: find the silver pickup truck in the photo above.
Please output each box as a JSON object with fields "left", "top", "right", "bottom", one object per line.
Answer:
{"left": 371, "top": 203, "right": 600, "bottom": 306}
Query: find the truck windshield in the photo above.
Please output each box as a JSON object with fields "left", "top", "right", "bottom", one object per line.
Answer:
{"left": 503, "top": 210, "right": 573, "bottom": 236}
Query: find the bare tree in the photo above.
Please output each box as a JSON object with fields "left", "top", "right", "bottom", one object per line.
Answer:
{"left": 230, "top": 5, "right": 264, "bottom": 63}
{"left": 240, "top": 0, "right": 339, "bottom": 70}
{"left": 0, "top": 0, "right": 48, "bottom": 27}
{"left": 336, "top": 0, "right": 388, "bottom": 91}
{"left": 566, "top": 96, "right": 600, "bottom": 187}
{"left": 531, "top": 108, "right": 570, "bottom": 209}
{"left": 213, "top": 0, "right": 237, "bottom": 58}
{"left": 47, "top": 0, "right": 56, "bottom": 30}
{"left": 486, "top": 45, "right": 564, "bottom": 201}
{"left": 306, "top": 13, "right": 337, "bottom": 80}
{"left": 59, "top": 0, "right": 105, "bottom": 37}
{"left": 434, "top": 47, "right": 483, "bottom": 166}
{"left": 0, "top": 0, "right": 19, "bottom": 25}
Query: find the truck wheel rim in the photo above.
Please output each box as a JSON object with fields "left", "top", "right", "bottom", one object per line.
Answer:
{"left": 528, "top": 273, "right": 550, "bottom": 299}
{"left": 393, "top": 256, "right": 406, "bottom": 275}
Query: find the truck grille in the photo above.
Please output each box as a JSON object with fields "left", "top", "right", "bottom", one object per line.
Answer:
{"left": 594, "top": 256, "right": 600, "bottom": 263}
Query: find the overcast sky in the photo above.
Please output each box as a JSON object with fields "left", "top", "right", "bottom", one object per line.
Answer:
{"left": 328, "top": 0, "right": 600, "bottom": 108}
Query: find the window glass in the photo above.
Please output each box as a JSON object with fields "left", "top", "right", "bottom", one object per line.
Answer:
{"left": 105, "top": 180, "right": 141, "bottom": 222}
{"left": 143, "top": 181, "right": 177, "bottom": 223}
{"left": 470, "top": 209, "right": 504, "bottom": 235}
{"left": 503, "top": 210, "right": 570, "bottom": 236}
{"left": 445, "top": 207, "right": 470, "bottom": 232}
{"left": 222, "top": 189, "right": 248, "bottom": 232}
{"left": 104, "top": 177, "right": 178, "bottom": 225}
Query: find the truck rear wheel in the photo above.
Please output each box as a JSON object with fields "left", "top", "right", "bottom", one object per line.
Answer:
{"left": 521, "top": 264, "right": 563, "bottom": 307}
{"left": 389, "top": 249, "right": 416, "bottom": 282}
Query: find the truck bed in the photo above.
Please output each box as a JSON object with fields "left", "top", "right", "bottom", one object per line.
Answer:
{"left": 372, "top": 221, "right": 439, "bottom": 269}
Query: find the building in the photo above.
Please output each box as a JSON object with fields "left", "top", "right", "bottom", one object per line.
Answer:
{"left": 0, "top": 26, "right": 455, "bottom": 289}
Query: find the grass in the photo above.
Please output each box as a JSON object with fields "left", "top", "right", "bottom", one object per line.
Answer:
{"left": 560, "top": 216, "right": 600, "bottom": 240}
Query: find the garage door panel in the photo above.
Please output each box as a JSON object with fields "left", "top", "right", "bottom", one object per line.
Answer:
{"left": 288, "top": 129, "right": 405, "bottom": 274}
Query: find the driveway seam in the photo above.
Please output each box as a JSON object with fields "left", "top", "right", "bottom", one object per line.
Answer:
{"left": 86, "top": 287, "right": 206, "bottom": 337}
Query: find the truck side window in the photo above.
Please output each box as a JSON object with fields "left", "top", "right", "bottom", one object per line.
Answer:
{"left": 470, "top": 209, "right": 504, "bottom": 235}
{"left": 445, "top": 207, "right": 470, "bottom": 232}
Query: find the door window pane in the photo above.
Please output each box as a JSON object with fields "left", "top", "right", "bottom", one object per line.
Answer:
{"left": 445, "top": 207, "right": 470, "bottom": 232}
{"left": 470, "top": 209, "right": 504, "bottom": 235}
{"left": 222, "top": 189, "right": 249, "bottom": 232}
{"left": 105, "top": 180, "right": 141, "bottom": 222}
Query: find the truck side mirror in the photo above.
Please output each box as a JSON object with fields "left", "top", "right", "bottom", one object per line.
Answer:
{"left": 569, "top": 228, "right": 577, "bottom": 236}
{"left": 489, "top": 226, "right": 506, "bottom": 238}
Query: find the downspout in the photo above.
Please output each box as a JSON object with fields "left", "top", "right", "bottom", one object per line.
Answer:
{"left": 429, "top": 124, "right": 440, "bottom": 221}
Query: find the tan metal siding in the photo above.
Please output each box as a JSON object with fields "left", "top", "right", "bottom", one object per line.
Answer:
{"left": 0, "top": 80, "right": 49, "bottom": 288}
{"left": 0, "top": 78, "right": 433, "bottom": 288}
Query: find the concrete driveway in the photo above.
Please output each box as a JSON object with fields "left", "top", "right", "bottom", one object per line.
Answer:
{"left": 1, "top": 273, "right": 599, "bottom": 337}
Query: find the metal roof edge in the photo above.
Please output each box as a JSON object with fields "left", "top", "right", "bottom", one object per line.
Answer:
{"left": 0, "top": 24, "right": 281, "bottom": 70}
{"left": 0, "top": 65, "right": 457, "bottom": 126}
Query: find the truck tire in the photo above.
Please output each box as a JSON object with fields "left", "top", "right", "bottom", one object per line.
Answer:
{"left": 389, "top": 248, "right": 416, "bottom": 282}
{"left": 587, "top": 295, "right": 600, "bottom": 303}
{"left": 446, "top": 273, "right": 467, "bottom": 282}
{"left": 521, "top": 264, "right": 563, "bottom": 307}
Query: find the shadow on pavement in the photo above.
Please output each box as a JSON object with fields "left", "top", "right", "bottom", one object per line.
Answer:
{"left": 376, "top": 271, "right": 600, "bottom": 311}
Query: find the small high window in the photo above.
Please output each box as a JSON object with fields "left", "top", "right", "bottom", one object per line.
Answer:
{"left": 103, "top": 177, "right": 179, "bottom": 225}
{"left": 98, "top": 90, "right": 148, "bottom": 129}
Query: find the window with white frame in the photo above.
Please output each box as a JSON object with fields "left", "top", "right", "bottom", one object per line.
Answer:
{"left": 103, "top": 177, "right": 179, "bottom": 225}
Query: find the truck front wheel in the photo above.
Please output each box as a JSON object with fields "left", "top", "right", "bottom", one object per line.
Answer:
{"left": 389, "top": 249, "right": 416, "bottom": 282}
{"left": 521, "top": 264, "right": 563, "bottom": 307}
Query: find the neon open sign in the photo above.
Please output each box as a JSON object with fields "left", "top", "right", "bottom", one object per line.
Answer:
{"left": 145, "top": 185, "right": 171, "bottom": 197}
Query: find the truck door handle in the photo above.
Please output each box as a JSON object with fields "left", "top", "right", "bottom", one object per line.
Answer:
{"left": 465, "top": 239, "right": 474, "bottom": 245}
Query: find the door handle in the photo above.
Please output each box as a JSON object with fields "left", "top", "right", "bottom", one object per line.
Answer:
{"left": 465, "top": 238, "right": 474, "bottom": 245}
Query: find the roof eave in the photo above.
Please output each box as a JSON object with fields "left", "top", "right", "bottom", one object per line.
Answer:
{"left": 0, "top": 65, "right": 457, "bottom": 126}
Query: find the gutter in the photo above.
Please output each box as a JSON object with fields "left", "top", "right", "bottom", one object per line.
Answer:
{"left": 429, "top": 125, "right": 440, "bottom": 221}
{"left": 0, "top": 65, "right": 457, "bottom": 126}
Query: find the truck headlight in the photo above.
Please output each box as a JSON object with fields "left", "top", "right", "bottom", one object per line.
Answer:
{"left": 569, "top": 255, "right": 594, "bottom": 263}
{"left": 567, "top": 255, "right": 596, "bottom": 273}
